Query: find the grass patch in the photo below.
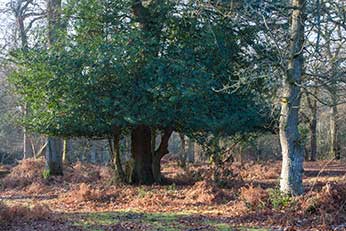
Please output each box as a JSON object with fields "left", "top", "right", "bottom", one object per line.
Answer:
{"left": 70, "top": 210, "right": 270, "bottom": 231}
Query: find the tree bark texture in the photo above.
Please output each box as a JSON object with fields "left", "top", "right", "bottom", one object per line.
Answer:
{"left": 131, "top": 125, "right": 155, "bottom": 184}
{"left": 152, "top": 128, "right": 173, "bottom": 183}
{"left": 330, "top": 102, "right": 340, "bottom": 160}
{"left": 279, "top": 0, "right": 305, "bottom": 195}
{"left": 46, "top": 0, "right": 64, "bottom": 175}
{"left": 306, "top": 92, "right": 317, "bottom": 161}
{"left": 45, "top": 137, "right": 63, "bottom": 175}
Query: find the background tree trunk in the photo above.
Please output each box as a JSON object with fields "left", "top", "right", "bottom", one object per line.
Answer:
{"left": 178, "top": 134, "right": 187, "bottom": 168}
{"left": 279, "top": 0, "right": 305, "bottom": 195}
{"left": 23, "top": 130, "right": 33, "bottom": 159}
{"left": 330, "top": 101, "right": 340, "bottom": 159}
{"left": 90, "top": 141, "right": 97, "bottom": 163}
{"left": 307, "top": 92, "right": 318, "bottom": 161}
{"left": 187, "top": 139, "right": 195, "bottom": 163}
{"left": 62, "top": 138, "right": 70, "bottom": 164}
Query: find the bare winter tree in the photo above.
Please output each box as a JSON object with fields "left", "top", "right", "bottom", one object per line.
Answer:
{"left": 304, "top": 0, "right": 346, "bottom": 160}
{"left": 0, "top": 0, "right": 45, "bottom": 159}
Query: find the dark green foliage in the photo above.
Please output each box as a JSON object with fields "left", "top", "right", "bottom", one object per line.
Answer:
{"left": 9, "top": 0, "right": 272, "bottom": 139}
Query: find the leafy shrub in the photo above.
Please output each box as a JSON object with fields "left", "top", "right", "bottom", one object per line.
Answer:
{"left": 268, "top": 188, "right": 294, "bottom": 209}
{"left": 42, "top": 169, "right": 50, "bottom": 180}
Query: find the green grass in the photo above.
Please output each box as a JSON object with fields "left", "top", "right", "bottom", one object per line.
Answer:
{"left": 70, "top": 210, "right": 270, "bottom": 231}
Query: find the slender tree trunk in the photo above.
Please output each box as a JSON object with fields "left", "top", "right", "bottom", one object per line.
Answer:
{"left": 187, "top": 140, "right": 195, "bottom": 163}
{"left": 62, "top": 138, "right": 69, "bottom": 163}
{"left": 90, "top": 141, "right": 97, "bottom": 163}
{"left": 279, "top": 0, "right": 305, "bottom": 195}
{"left": 45, "top": 137, "right": 63, "bottom": 175}
{"left": 310, "top": 99, "right": 317, "bottom": 161}
{"left": 306, "top": 91, "right": 318, "bottom": 161}
{"left": 178, "top": 134, "right": 187, "bottom": 168}
{"left": 330, "top": 102, "right": 340, "bottom": 160}
{"left": 131, "top": 125, "right": 154, "bottom": 184}
{"left": 194, "top": 143, "right": 201, "bottom": 163}
{"left": 17, "top": 15, "right": 30, "bottom": 160}
{"left": 23, "top": 129, "right": 33, "bottom": 159}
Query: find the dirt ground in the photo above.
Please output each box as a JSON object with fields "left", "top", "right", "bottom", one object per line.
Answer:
{"left": 0, "top": 159, "right": 346, "bottom": 231}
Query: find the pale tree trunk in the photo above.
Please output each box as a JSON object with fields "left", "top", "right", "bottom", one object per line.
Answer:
{"left": 23, "top": 129, "right": 33, "bottom": 159}
{"left": 330, "top": 98, "right": 340, "bottom": 159}
{"left": 152, "top": 128, "right": 173, "bottom": 183}
{"left": 17, "top": 10, "right": 31, "bottom": 160}
{"left": 178, "top": 134, "right": 187, "bottom": 168}
{"left": 62, "top": 138, "right": 70, "bottom": 164}
{"left": 194, "top": 143, "right": 201, "bottom": 163}
{"left": 187, "top": 139, "right": 195, "bottom": 163}
{"left": 279, "top": 0, "right": 305, "bottom": 195}
{"left": 90, "top": 141, "right": 97, "bottom": 163}
{"left": 306, "top": 92, "right": 317, "bottom": 161}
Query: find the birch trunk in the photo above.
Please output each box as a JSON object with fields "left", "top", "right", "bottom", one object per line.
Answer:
{"left": 279, "top": 0, "right": 305, "bottom": 195}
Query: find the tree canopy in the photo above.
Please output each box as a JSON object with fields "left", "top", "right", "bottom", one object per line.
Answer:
{"left": 10, "top": 0, "right": 272, "bottom": 140}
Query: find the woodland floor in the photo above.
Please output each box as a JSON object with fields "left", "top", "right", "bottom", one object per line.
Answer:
{"left": 0, "top": 159, "right": 346, "bottom": 231}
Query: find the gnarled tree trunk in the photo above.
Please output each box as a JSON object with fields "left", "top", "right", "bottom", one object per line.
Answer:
{"left": 152, "top": 128, "right": 173, "bottom": 183}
